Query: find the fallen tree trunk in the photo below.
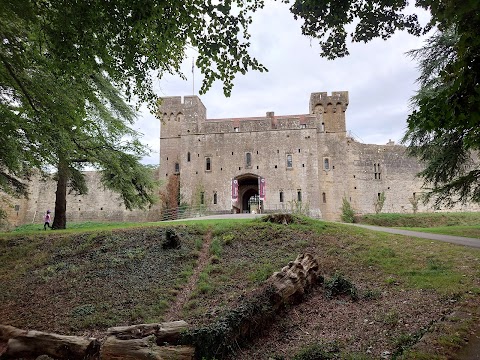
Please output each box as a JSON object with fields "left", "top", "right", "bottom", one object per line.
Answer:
{"left": 107, "top": 320, "right": 188, "bottom": 342}
{"left": 100, "top": 336, "right": 194, "bottom": 360}
{"left": 0, "top": 325, "right": 99, "bottom": 359}
{"left": 183, "top": 253, "right": 322, "bottom": 359}
{"left": 0, "top": 323, "right": 193, "bottom": 360}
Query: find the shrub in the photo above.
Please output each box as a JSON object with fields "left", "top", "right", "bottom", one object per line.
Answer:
{"left": 340, "top": 197, "right": 355, "bottom": 223}
{"left": 325, "top": 272, "right": 358, "bottom": 301}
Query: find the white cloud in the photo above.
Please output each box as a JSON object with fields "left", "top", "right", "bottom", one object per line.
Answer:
{"left": 136, "top": 2, "right": 430, "bottom": 164}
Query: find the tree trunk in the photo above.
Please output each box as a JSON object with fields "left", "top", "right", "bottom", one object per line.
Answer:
{"left": 0, "top": 324, "right": 194, "bottom": 360}
{"left": 52, "top": 157, "right": 69, "bottom": 229}
{"left": 107, "top": 320, "right": 188, "bottom": 342}
{"left": 100, "top": 336, "right": 194, "bottom": 360}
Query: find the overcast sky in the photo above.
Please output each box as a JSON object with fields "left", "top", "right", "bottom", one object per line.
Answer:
{"left": 135, "top": 2, "right": 431, "bottom": 165}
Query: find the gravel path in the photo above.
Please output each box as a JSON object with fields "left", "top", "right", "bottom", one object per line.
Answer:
{"left": 351, "top": 224, "right": 480, "bottom": 248}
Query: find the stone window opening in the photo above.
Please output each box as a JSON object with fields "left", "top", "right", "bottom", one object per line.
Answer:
{"left": 245, "top": 152, "right": 252, "bottom": 168}
{"left": 301, "top": 124, "right": 307, "bottom": 129}
{"left": 187, "top": 152, "right": 191, "bottom": 162}
{"left": 234, "top": 127, "right": 239, "bottom": 132}
{"left": 174, "top": 162, "right": 180, "bottom": 174}
{"left": 166, "top": 157, "right": 168, "bottom": 161}
{"left": 322, "top": 192, "right": 326, "bottom": 203}
{"left": 297, "top": 190, "right": 302, "bottom": 202}
{"left": 286, "top": 154, "right": 293, "bottom": 168}
{"left": 279, "top": 191, "right": 284, "bottom": 203}
{"left": 324, "top": 158, "right": 330, "bottom": 170}
{"left": 256, "top": 150, "right": 259, "bottom": 154}
{"left": 275, "top": 165, "right": 278, "bottom": 169}
{"left": 413, "top": 192, "right": 416, "bottom": 199}
{"left": 213, "top": 192, "right": 217, "bottom": 205}
{"left": 374, "top": 163, "right": 381, "bottom": 180}
{"left": 298, "top": 149, "right": 301, "bottom": 153}
{"left": 205, "top": 157, "right": 211, "bottom": 171}
{"left": 321, "top": 122, "right": 325, "bottom": 132}
{"left": 200, "top": 192, "right": 205, "bottom": 205}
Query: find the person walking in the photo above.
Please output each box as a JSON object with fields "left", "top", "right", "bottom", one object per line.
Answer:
{"left": 44, "top": 210, "right": 52, "bottom": 230}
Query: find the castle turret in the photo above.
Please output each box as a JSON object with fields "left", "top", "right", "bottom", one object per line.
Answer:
{"left": 158, "top": 95, "right": 206, "bottom": 138}
{"left": 309, "top": 91, "right": 348, "bottom": 133}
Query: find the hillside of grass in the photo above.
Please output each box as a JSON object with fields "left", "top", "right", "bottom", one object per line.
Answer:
{"left": 356, "top": 212, "right": 480, "bottom": 228}
{"left": 1, "top": 216, "right": 480, "bottom": 359}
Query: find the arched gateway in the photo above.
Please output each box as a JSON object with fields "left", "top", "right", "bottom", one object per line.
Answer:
{"left": 232, "top": 173, "right": 265, "bottom": 213}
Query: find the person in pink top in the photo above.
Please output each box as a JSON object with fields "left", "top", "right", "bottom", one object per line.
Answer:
{"left": 44, "top": 210, "right": 52, "bottom": 230}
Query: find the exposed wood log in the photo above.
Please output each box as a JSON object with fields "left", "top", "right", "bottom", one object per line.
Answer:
{"left": 0, "top": 324, "right": 193, "bottom": 360}
{"left": 268, "top": 252, "right": 321, "bottom": 307}
{"left": 100, "top": 336, "right": 194, "bottom": 360}
{"left": 0, "top": 324, "right": 99, "bottom": 359}
{"left": 107, "top": 321, "right": 188, "bottom": 343}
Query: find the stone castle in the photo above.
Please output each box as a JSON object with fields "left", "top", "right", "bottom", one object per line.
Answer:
{"left": 158, "top": 91, "right": 478, "bottom": 220}
{"left": 2, "top": 91, "right": 478, "bottom": 228}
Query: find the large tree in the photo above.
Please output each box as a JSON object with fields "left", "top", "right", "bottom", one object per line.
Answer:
{"left": 289, "top": 0, "right": 480, "bottom": 205}
{"left": 1, "top": 0, "right": 268, "bottom": 226}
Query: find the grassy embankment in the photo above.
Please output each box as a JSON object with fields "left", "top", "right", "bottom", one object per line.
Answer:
{"left": 357, "top": 212, "right": 480, "bottom": 238}
{"left": 1, "top": 216, "right": 480, "bottom": 359}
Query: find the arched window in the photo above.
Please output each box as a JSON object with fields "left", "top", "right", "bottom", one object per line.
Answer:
{"left": 246, "top": 152, "right": 252, "bottom": 167}
{"left": 297, "top": 190, "right": 302, "bottom": 202}
{"left": 205, "top": 157, "right": 211, "bottom": 171}
{"left": 322, "top": 192, "right": 326, "bottom": 203}
{"left": 324, "top": 158, "right": 329, "bottom": 170}
{"left": 187, "top": 152, "right": 191, "bottom": 162}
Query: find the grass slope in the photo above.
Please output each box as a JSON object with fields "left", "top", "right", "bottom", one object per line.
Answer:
{"left": 357, "top": 212, "right": 480, "bottom": 228}
{"left": 1, "top": 217, "right": 480, "bottom": 359}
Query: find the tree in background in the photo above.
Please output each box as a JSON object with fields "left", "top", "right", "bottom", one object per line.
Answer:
{"left": 340, "top": 197, "right": 355, "bottom": 223}
{"left": 374, "top": 192, "right": 386, "bottom": 215}
{"left": 159, "top": 175, "right": 180, "bottom": 221}
{"left": 289, "top": 0, "right": 479, "bottom": 206}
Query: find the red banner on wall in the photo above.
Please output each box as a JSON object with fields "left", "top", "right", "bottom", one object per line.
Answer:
{"left": 259, "top": 177, "right": 266, "bottom": 201}
{"left": 231, "top": 179, "right": 238, "bottom": 201}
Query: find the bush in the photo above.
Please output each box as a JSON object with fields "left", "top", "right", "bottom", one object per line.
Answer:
{"left": 340, "top": 197, "right": 355, "bottom": 223}
{"left": 325, "top": 272, "right": 358, "bottom": 301}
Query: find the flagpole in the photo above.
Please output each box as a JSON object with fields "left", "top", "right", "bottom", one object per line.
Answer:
{"left": 192, "top": 57, "right": 195, "bottom": 95}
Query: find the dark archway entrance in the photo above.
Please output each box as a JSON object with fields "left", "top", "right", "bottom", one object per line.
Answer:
{"left": 233, "top": 173, "right": 263, "bottom": 213}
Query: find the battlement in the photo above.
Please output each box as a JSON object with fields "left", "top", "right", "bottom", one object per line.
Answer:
{"left": 309, "top": 91, "right": 349, "bottom": 114}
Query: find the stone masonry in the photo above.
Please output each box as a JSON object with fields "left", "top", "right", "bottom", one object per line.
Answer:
{"left": 2, "top": 90, "right": 478, "bottom": 228}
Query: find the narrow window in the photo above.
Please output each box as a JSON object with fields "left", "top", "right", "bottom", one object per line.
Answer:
{"left": 301, "top": 124, "right": 307, "bottom": 129}
{"left": 324, "top": 158, "right": 329, "bottom": 170}
{"left": 234, "top": 127, "right": 239, "bottom": 132}
{"left": 297, "top": 190, "right": 302, "bottom": 202}
{"left": 413, "top": 192, "right": 416, "bottom": 199}
{"left": 321, "top": 122, "right": 325, "bottom": 132}
{"left": 187, "top": 152, "right": 191, "bottom": 162}
{"left": 200, "top": 192, "right": 205, "bottom": 205}
{"left": 377, "top": 193, "right": 381, "bottom": 199}
{"left": 298, "top": 149, "right": 301, "bottom": 153}
{"left": 322, "top": 192, "right": 326, "bottom": 203}
{"left": 213, "top": 192, "right": 217, "bottom": 205}
{"left": 205, "top": 157, "right": 211, "bottom": 171}
{"left": 279, "top": 191, "right": 284, "bottom": 203}
{"left": 246, "top": 152, "right": 252, "bottom": 167}
{"left": 286, "top": 154, "right": 293, "bottom": 168}
{"left": 174, "top": 162, "right": 180, "bottom": 174}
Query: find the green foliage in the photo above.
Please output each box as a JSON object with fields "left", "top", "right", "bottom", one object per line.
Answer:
{"left": 403, "top": 25, "right": 480, "bottom": 207}
{"left": 324, "top": 272, "right": 358, "bottom": 301}
{"left": 181, "top": 286, "right": 277, "bottom": 360}
{"left": 292, "top": 342, "right": 340, "bottom": 360}
{"left": 209, "top": 238, "right": 223, "bottom": 257}
{"left": 374, "top": 192, "right": 386, "bottom": 214}
{"left": 340, "top": 197, "right": 355, "bottom": 223}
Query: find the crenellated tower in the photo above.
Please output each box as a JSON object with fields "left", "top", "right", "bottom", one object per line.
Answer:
{"left": 158, "top": 95, "right": 207, "bottom": 138}
{"left": 309, "top": 91, "right": 349, "bottom": 133}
